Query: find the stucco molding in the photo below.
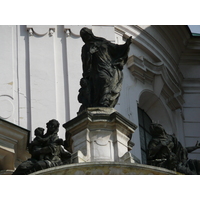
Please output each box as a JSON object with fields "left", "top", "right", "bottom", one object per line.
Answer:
{"left": 127, "top": 55, "right": 184, "bottom": 110}
{"left": 26, "top": 25, "right": 55, "bottom": 36}
{"left": 115, "top": 25, "right": 186, "bottom": 84}
{"left": 0, "top": 119, "right": 30, "bottom": 172}
{"left": 64, "top": 25, "right": 92, "bottom": 37}
{"left": 182, "top": 79, "right": 200, "bottom": 93}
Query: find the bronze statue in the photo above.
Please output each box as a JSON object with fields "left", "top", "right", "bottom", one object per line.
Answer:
{"left": 13, "top": 119, "right": 71, "bottom": 175}
{"left": 78, "top": 27, "right": 132, "bottom": 113}
{"left": 147, "top": 123, "right": 200, "bottom": 174}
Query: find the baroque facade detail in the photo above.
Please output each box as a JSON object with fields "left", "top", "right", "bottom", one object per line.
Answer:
{"left": 127, "top": 55, "right": 185, "bottom": 110}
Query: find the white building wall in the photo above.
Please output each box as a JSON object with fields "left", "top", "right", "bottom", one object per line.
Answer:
{"left": 115, "top": 25, "right": 200, "bottom": 161}
{"left": 0, "top": 25, "right": 200, "bottom": 162}
{"left": 180, "top": 37, "right": 200, "bottom": 159}
{"left": 0, "top": 25, "right": 116, "bottom": 141}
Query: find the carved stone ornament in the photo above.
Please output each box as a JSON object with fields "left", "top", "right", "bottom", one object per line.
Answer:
{"left": 127, "top": 55, "right": 185, "bottom": 110}
{"left": 0, "top": 96, "right": 14, "bottom": 119}
{"left": 65, "top": 29, "right": 71, "bottom": 37}
{"left": 49, "top": 28, "right": 55, "bottom": 36}
{"left": 28, "top": 28, "right": 33, "bottom": 36}
{"left": 147, "top": 123, "right": 200, "bottom": 175}
{"left": 12, "top": 119, "right": 71, "bottom": 175}
{"left": 26, "top": 25, "right": 56, "bottom": 36}
{"left": 77, "top": 27, "right": 132, "bottom": 114}
{"left": 64, "top": 25, "right": 92, "bottom": 37}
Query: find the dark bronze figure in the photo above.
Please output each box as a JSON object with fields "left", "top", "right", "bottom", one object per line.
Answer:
{"left": 78, "top": 27, "right": 132, "bottom": 113}
{"left": 13, "top": 119, "right": 71, "bottom": 175}
{"left": 147, "top": 123, "right": 200, "bottom": 174}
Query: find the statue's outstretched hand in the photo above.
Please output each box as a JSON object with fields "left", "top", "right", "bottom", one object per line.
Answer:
{"left": 195, "top": 141, "right": 200, "bottom": 148}
{"left": 126, "top": 36, "right": 132, "bottom": 45}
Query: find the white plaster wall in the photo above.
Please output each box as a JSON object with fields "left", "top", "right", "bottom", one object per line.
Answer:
{"left": 116, "top": 65, "right": 185, "bottom": 161}
{"left": 179, "top": 37, "right": 200, "bottom": 160}
{"left": 0, "top": 25, "right": 115, "bottom": 141}
{"left": 115, "top": 25, "right": 199, "bottom": 161}
{"left": 0, "top": 25, "right": 199, "bottom": 162}
{"left": 182, "top": 94, "right": 200, "bottom": 159}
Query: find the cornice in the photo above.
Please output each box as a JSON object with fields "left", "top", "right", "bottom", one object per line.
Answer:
{"left": 179, "top": 37, "right": 200, "bottom": 65}
{"left": 127, "top": 55, "right": 184, "bottom": 110}
{"left": 152, "top": 25, "right": 185, "bottom": 60}
{"left": 182, "top": 78, "right": 200, "bottom": 93}
{"left": 115, "top": 25, "right": 186, "bottom": 84}
{"left": 63, "top": 107, "right": 137, "bottom": 134}
{"left": 0, "top": 119, "right": 30, "bottom": 171}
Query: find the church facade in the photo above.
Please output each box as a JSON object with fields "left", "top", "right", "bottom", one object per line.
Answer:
{"left": 0, "top": 25, "right": 200, "bottom": 174}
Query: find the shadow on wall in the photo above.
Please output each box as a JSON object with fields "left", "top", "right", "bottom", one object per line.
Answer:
{"left": 125, "top": 25, "right": 192, "bottom": 136}
{"left": 138, "top": 90, "right": 174, "bottom": 135}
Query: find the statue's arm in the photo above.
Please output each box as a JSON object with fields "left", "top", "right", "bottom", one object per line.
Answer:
{"left": 112, "top": 37, "right": 132, "bottom": 69}
{"left": 186, "top": 141, "right": 200, "bottom": 153}
{"left": 125, "top": 36, "right": 132, "bottom": 46}
{"left": 28, "top": 139, "right": 40, "bottom": 153}
{"left": 35, "top": 136, "right": 60, "bottom": 154}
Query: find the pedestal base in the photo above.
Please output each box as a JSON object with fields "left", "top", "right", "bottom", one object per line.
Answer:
{"left": 30, "top": 162, "right": 181, "bottom": 175}
{"left": 63, "top": 108, "right": 137, "bottom": 163}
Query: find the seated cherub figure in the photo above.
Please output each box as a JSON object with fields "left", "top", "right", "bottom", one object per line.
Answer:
{"left": 28, "top": 127, "right": 48, "bottom": 160}
{"left": 13, "top": 119, "right": 71, "bottom": 175}
{"left": 29, "top": 127, "right": 64, "bottom": 160}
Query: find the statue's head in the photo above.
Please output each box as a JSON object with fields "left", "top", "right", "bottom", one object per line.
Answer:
{"left": 34, "top": 127, "right": 44, "bottom": 137}
{"left": 80, "top": 27, "right": 94, "bottom": 43}
{"left": 46, "top": 119, "right": 60, "bottom": 134}
{"left": 149, "top": 123, "right": 165, "bottom": 137}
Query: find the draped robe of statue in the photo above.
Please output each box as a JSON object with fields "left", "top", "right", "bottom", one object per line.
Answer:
{"left": 147, "top": 123, "right": 200, "bottom": 175}
{"left": 78, "top": 28, "right": 132, "bottom": 113}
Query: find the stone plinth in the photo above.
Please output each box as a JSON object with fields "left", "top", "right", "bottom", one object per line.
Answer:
{"left": 63, "top": 108, "right": 137, "bottom": 163}
{"left": 0, "top": 119, "right": 30, "bottom": 174}
{"left": 31, "top": 162, "right": 181, "bottom": 175}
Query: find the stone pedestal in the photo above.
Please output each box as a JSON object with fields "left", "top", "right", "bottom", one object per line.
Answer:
{"left": 0, "top": 119, "right": 30, "bottom": 174}
{"left": 31, "top": 162, "right": 181, "bottom": 175}
{"left": 63, "top": 108, "right": 137, "bottom": 163}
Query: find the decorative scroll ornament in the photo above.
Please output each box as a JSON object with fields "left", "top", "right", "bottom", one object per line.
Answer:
{"left": 49, "top": 28, "right": 55, "bottom": 36}
{"left": 64, "top": 25, "right": 92, "bottom": 37}
{"left": 26, "top": 25, "right": 56, "bottom": 36}
{"left": 127, "top": 55, "right": 185, "bottom": 110}
{"left": 65, "top": 29, "right": 71, "bottom": 37}
{"left": 0, "top": 96, "right": 14, "bottom": 119}
{"left": 28, "top": 28, "right": 33, "bottom": 36}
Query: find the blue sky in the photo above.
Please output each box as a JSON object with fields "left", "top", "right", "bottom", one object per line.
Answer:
{"left": 188, "top": 25, "right": 200, "bottom": 34}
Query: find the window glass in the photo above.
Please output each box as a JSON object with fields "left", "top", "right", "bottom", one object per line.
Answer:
{"left": 139, "top": 127, "right": 145, "bottom": 150}
{"left": 138, "top": 107, "right": 152, "bottom": 164}
{"left": 144, "top": 116, "right": 152, "bottom": 131}
{"left": 141, "top": 150, "right": 147, "bottom": 164}
{"left": 145, "top": 131, "right": 152, "bottom": 147}
{"left": 138, "top": 108, "right": 144, "bottom": 126}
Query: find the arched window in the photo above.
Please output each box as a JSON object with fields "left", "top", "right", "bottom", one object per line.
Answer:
{"left": 138, "top": 107, "right": 152, "bottom": 164}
